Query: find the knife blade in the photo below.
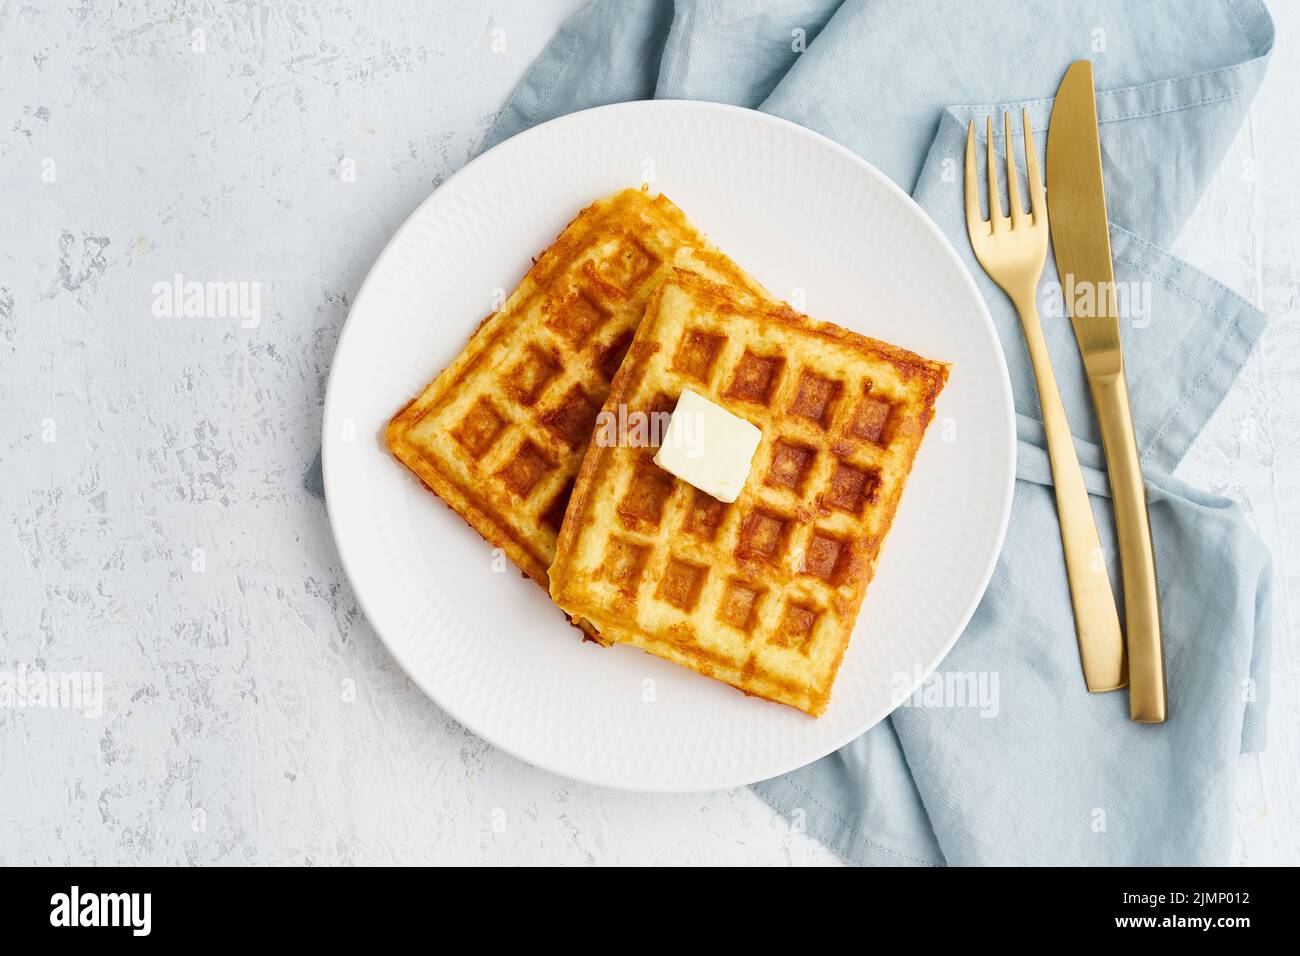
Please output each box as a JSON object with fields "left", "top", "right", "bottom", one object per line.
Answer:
{"left": 1048, "top": 60, "right": 1168, "bottom": 723}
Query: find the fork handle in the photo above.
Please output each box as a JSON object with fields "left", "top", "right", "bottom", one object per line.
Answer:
{"left": 1090, "top": 370, "right": 1167, "bottom": 722}
{"left": 1014, "top": 295, "right": 1127, "bottom": 691}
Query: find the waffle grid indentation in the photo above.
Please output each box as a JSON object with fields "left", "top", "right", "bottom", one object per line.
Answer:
{"left": 453, "top": 398, "right": 507, "bottom": 458}
{"left": 495, "top": 439, "right": 555, "bottom": 498}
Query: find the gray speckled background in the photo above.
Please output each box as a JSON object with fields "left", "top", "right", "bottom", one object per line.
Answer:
{"left": 1, "top": 1, "right": 1294, "bottom": 865}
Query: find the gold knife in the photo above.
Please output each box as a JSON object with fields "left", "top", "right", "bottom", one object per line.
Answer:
{"left": 1047, "top": 60, "right": 1167, "bottom": 723}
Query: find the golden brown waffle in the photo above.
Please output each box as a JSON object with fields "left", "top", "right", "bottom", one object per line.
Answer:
{"left": 548, "top": 270, "right": 949, "bottom": 715}
{"left": 386, "top": 189, "right": 766, "bottom": 636}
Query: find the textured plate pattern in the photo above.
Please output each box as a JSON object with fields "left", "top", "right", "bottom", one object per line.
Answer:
{"left": 323, "top": 101, "right": 1014, "bottom": 793}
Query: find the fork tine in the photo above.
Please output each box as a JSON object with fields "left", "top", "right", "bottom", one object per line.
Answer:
{"left": 1022, "top": 108, "right": 1046, "bottom": 222}
{"left": 964, "top": 120, "right": 984, "bottom": 235}
{"left": 986, "top": 115, "right": 1003, "bottom": 231}
{"left": 1004, "top": 112, "right": 1025, "bottom": 227}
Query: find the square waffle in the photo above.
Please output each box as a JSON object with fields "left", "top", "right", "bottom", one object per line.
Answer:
{"left": 548, "top": 270, "right": 950, "bottom": 715}
{"left": 386, "top": 189, "right": 767, "bottom": 636}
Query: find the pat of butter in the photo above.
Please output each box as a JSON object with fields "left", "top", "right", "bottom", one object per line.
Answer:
{"left": 653, "top": 389, "right": 762, "bottom": 503}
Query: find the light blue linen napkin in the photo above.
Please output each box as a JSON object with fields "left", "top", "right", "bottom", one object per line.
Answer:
{"left": 474, "top": 0, "right": 1275, "bottom": 866}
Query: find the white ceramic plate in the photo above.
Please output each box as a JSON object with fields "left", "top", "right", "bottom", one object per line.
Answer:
{"left": 324, "top": 101, "right": 1014, "bottom": 793}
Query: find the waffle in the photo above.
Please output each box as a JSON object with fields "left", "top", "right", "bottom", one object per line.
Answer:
{"left": 386, "top": 189, "right": 767, "bottom": 636}
{"left": 548, "top": 270, "right": 949, "bottom": 715}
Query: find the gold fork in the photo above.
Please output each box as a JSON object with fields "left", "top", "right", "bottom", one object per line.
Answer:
{"left": 964, "top": 110, "right": 1126, "bottom": 692}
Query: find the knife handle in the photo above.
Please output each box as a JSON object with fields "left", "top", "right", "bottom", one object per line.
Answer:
{"left": 1015, "top": 296, "right": 1127, "bottom": 691}
{"left": 1090, "top": 369, "right": 1167, "bottom": 722}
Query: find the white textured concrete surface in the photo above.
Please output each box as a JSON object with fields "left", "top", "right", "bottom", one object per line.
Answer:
{"left": 0, "top": 1, "right": 1294, "bottom": 865}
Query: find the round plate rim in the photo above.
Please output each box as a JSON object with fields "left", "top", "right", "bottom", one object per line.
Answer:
{"left": 323, "top": 99, "right": 1016, "bottom": 793}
